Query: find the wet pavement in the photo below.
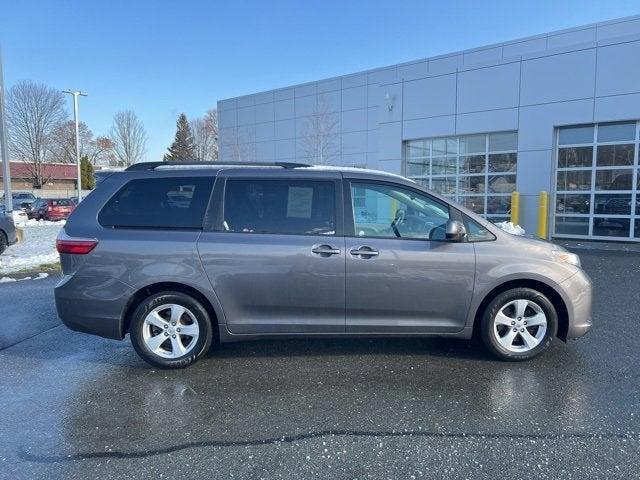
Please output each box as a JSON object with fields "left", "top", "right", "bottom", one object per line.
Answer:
{"left": 1, "top": 248, "right": 639, "bottom": 479}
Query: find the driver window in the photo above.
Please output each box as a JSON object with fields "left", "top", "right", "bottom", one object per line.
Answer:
{"left": 350, "top": 182, "right": 450, "bottom": 239}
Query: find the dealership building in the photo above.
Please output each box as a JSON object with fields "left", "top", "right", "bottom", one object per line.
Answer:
{"left": 218, "top": 14, "right": 640, "bottom": 242}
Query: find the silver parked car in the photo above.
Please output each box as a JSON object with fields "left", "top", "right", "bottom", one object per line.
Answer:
{"left": 55, "top": 162, "right": 592, "bottom": 368}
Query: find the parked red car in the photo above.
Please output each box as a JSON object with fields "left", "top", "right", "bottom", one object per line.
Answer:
{"left": 27, "top": 198, "right": 75, "bottom": 221}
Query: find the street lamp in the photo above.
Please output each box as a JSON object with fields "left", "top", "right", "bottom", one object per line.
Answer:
{"left": 62, "top": 90, "right": 87, "bottom": 201}
{"left": 0, "top": 48, "right": 12, "bottom": 213}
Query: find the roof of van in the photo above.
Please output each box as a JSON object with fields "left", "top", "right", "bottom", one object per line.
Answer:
{"left": 128, "top": 161, "right": 413, "bottom": 182}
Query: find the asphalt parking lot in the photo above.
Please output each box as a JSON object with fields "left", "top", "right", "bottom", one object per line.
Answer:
{"left": 1, "top": 247, "right": 639, "bottom": 479}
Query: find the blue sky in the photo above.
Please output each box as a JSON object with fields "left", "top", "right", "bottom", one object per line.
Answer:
{"left": 3, "top": 0, "right": 639, "bottom": 161}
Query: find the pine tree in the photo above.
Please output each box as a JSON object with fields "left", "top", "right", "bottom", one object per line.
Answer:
{"left": 80, "top": 155, "right": 95, "bottom": 190}
{"left": 164, "top": 113, "right": 195, "bottom": 161}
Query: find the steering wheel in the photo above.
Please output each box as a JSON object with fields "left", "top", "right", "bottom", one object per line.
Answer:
{"left": 390, "top": 209, "right": 405, "bottom": 238}
{"left": 403, "top": 214, "right": 433, "bottom": 234}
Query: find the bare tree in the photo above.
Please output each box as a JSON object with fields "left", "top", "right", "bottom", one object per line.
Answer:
{"left": 190, "top": 109, "right": 218, "bottom": 161}
{"left": 50, "top": 121, "right": 115, "bottom": 165}
{"left": 6, "top": 80, "right": 68, "bottom": 187}
{"left": 221, "top": 135, "right": 251, "bottom": 162}
{"left": 220, "top": 122, "right": 252, "bottom": 162}
{"left": 91, "top": 136, "right": 116, "bottom": 166}
{"left": 301, "top": 94, "right": 339, "bottom": 165}
{"left": 50, "top": 120, "right": 94, "bottom": 164}
{"left": 109, "top": 110, "right": 147, "bottom": 166}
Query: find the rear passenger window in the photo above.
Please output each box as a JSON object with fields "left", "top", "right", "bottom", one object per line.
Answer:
{"left": 223, "top": 179, "right": 336, "bottom": 235}
{"left": 99, "top": 177, "right": 213, "bottom": 229}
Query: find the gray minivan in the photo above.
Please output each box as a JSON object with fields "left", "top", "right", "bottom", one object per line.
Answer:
{"left": 55, "top": 162, "right": 592, "bottom": 368}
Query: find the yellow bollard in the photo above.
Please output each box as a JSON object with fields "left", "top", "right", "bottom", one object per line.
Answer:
{"left": 510, "top": 191, "right": 520, "bottom": 226}
{"left": 537, "top": 191, "right": 549, "bottom": 239}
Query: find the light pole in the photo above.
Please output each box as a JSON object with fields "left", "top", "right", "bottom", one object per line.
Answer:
{"left": 0, "top": 48, "right": 12, "bottom": 213}
{"left": 63, "top": 90, "right": 87, "bottom": 201}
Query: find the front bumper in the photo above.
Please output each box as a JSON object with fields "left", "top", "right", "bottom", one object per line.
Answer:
{"left": 55, "top": 274, "right": 134, "bottom": 340}
{"left": 559, "top": 269, "right": 593, "bottom": 339}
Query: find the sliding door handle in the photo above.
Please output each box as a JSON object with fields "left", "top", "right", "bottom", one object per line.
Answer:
{"left": 350, "top": 246, "right": 379, "bottom": 257}
{"left": 312, "top": 244, "right": 341, "bottom": 256}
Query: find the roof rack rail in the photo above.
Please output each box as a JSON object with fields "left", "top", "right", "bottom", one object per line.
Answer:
{"left": 125, "top": 161, "right": 311, "bottom": 171}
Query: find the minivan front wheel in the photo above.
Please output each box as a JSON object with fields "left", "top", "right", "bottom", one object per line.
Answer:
{"left": 130, "top": 292, "right": 213, "bottom": 368}
{"left": 480, "top": 288, "right": 557, "bottom": 361}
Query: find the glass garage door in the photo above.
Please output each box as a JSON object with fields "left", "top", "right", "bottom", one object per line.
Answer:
{"left": 554, "top": 122, "right": 640, "bottom": 241}
{"left": 405, "top": 132, "right": 518, "bottom": 223}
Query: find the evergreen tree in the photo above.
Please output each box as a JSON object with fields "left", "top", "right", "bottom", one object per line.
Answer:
{"left": 164, "top": 113, "right": 195, "bottom": 161}
{"left": 80, "top": 155, "right": 95, "bottom": 190}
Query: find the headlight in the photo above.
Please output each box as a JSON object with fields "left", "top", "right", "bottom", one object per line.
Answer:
{"left": 552, "top": 250, "right": 581, "bottom": 268}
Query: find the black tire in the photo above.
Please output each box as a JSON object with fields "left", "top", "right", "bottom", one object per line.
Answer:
{"left": 0, "top": 230, "right": 7, "bottom": 255}
{"left": 480, "top": 287, "right": 557, "bottom": 361}
{"left": 130, "top": 291, "right": 213, "bottom": 369}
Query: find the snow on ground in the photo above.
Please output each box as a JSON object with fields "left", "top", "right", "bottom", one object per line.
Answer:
{"left": 0, "top": 272, "right": 49, "bottom": 283}
{"left": 0, "top": 212, "right": 64, "bottom": 275}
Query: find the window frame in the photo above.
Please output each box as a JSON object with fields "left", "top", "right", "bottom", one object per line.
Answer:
{"left": 404, "top": 131, "right": 518, "bottom": 224}
{"left": 211, "top": 174, "right": 344, "bottom": 237}
{"left": 343, "top": 178, "right": 464, "bottom": 242}
{"left": 98, "top": 175, "right": 216, "bottom": 231}
{"left": 553, "top": 120, "right": 640, "bottom": 241}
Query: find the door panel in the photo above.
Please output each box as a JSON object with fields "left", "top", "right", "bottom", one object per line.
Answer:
{"left": 346, "top": 238, "right": 475, "bottom": 332}
{"left": 198, "top": 172, "right": 346, "bottom": 334}
{"left": 198, "top": 233, "right": 345, "bottom": 333}
{"left": 345, "top": 180, "right": 475, "bottom": 333}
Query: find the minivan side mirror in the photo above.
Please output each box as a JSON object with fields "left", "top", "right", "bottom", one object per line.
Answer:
{"left": 445, "top": 219, "right": 467, "bottom": 242}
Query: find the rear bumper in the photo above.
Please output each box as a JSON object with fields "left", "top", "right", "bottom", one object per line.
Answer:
{"left": 55, "top": 274, "right": 134, "bottom": 340}
{"left": 559, "top": 269, "right": 593, "bottom": 339}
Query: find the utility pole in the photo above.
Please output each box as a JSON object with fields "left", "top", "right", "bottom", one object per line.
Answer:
{"left": 63, "top": 90, "right": 87, "bottom": 201}
{"left": 0, "top": 48, "right": 12, "bottom": 213}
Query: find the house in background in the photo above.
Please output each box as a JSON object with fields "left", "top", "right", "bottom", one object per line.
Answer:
{"left": 218, "top": 14, "right": 640, "bottom": 242}
{"left": 0, "top": 162, "right": 97, "bottom": 197}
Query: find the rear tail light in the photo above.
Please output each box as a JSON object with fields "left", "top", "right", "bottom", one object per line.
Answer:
{"left": 56, "top": 238, "right": 98, "bottom": 255}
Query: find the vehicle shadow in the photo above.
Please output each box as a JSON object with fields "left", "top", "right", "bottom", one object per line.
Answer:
{"left": 2, "top": 323, "right": 580, "bottom": 369}
{"left": 207, "top": 336, "right": 494, "bottom": 362}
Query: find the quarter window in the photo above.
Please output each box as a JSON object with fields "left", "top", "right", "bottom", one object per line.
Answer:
{"left": 350, "top": 182, "right": 449, "bottom": 240}
{"left": 465, "top": 215, "right": 496, "bottom": 242}
{"left": 405, "top": 131, "right": 517, "bottom": 223}
{"left": 99, "top": 177, "right": 214, "bottom": 229}
{"left": 223, "top": 179, "right": 336, "bottom": 236}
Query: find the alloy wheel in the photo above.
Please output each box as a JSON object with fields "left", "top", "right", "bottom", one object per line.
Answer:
{"left": 492, "top": 299, "right": 547, "bottom": 353}
{"left": 142, "top": 304, "right": 200, "bottom": 358}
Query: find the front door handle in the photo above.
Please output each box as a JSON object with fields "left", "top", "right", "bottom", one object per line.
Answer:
{"left": 311, "top": 244, "right": 341, "bottom": 256}
{"left": 350, "top": 246, "right": 379, "bottom": 257}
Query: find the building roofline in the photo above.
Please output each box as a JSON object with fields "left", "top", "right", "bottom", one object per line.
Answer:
{"left": 218, "top": 13, "right": 640, "bottom": 106}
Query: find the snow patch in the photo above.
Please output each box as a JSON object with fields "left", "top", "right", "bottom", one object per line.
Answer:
{"left": 0, "top": 272, "right": 49, "bottom": 283}
{"left": 0, "top": 219, "right": 63, "bottom": 274}
{"left": 495, "top": 221, "right": 526, "bottom": 236}
{"left": 12, "top": 210, "right": 66, "bottom": 228}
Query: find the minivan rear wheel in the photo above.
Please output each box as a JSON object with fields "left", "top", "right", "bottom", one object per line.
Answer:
{"left": 130, "top": 292, "right": 213, "bottom": 368}
{"left": 480, "top": 288, "right": 557, "bottom": 361}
